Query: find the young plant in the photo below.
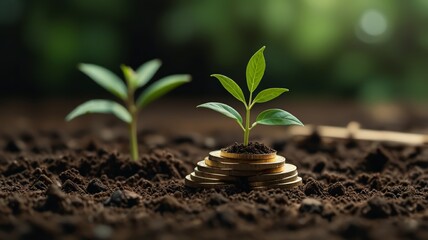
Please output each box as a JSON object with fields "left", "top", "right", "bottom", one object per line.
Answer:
{"left": 66, "top": 60, "right": 191, "bottom": 161}
{"left": 198, "top": 46, "right": 303, "bottom": 146}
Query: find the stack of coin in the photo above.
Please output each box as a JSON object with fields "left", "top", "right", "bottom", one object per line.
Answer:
{"left": 185, "top": 150, "right": 302, "bottom": 189}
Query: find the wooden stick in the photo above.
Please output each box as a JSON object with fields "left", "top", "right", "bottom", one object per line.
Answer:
{"left": 288, "top": 122, "right": 428, "bottom": 146}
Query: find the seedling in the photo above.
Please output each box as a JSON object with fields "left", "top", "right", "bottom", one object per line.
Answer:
{"left": 66, "top": 60, "right": 191, "bottom": 161}
{"left": 198, "top": 46, "right": 303, "bottom": 146}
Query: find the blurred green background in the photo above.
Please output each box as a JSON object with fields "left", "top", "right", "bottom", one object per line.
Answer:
{"left": 1, "top": 0, "right": 428, "bottom": 103}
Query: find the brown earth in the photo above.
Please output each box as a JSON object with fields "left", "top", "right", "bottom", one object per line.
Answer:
{"left": 0, "top": 99, "right": 427, "bottom": 239}
{"left": 222, "top": 142, "right": 275, "bottom": 154}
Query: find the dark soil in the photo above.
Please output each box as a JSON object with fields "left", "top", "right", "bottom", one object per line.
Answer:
{"left": 222, "top": 142, "right": 276, "bottom": 154}
{"left": 1, "top": 113, "right": 428, "bottom": 239}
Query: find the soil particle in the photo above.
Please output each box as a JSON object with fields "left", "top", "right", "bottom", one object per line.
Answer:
{"left": 173, "top": 191, "right": 183, "bottom": 199}
{"left": 34, "top": 174, "right": 54, "bottom": 186}
{"left": 86, "top": 179, "right": 108, "bottom": 194}
{"left": 312, "top": 160, "right": 326, "bottom": 174}
{"left": 30, "top": 181, "right": 48, "bottom": 191}
{"left": 356, "top": 173, "right": 370, "bottom": 184}
{"left": 338, "top": 219, "right": 371, "bottom": 240}
{"left": 59, "top": 168, "right": 84, "bottom": 185}
{"left": 360, "top": 146, "right": 391, "bottom": 172}
{"left": 7, "top": 194, "right": 26, "bottom": 215}
{"left": 297, "top": 131, "right": 322, "bottom": 153}
{"left": 252, "top": 191, "right": 269, "bottom": 204}
{"left": 40, "top": 185, "right": 71, "bottom": 214}
{"left": 369, "top": 175, "right": 383, "bottom": 191}
{"left": 322, "top": 203, "right": 337, "bottom": 221}
{"left": 4, "top": 139, "right": 26, "bottom": 153}
{"left": 104, "top": 190, "right": 140, "bottom": 208}
{"left": 135, "top": 178, "right": 153, "bottom": 189}
{"left": 304, "top": 178, "right": 325, "bottom": 196}
{"left": 98, "top": 154, "right": 142, "bottom": 178}
{"left": 207, "top": 193, "right": 229, "bottom": 206}
{"left": 222, "top": 142, "right": 275, "bottom": 154}
{"left": 345, "top": 138, "right": 359, "bottom": 149}
{"left": 359, "top": 197, "right": 405, "bottom": 219}
{"left": 154, "top": 195, "right": 188, "bottom": 213}
{"left": 140, "top": 150, "right": 189, "bottom": 180}
{"left": 206, "top": 207, "right": 237, "bottom": 229}
{"left": 328, "top": 182, "right": 346, "bottom": 196}
{"left": 85, "top": 141, "right": 98, "bottom": 152}
{"left": 299, "top": 198, "right": 324, "bottom": 214}
{"left": 234, "top": 202, "right": 262, "bottom": 223}
{"left": 32, "top": 167, "right": 49, "bottom": 177}
{"left": 62, "top": 179, "right": 85, "bottom": 194}
{"left": 3, "top": 160, "right": 28, "bottom": 177}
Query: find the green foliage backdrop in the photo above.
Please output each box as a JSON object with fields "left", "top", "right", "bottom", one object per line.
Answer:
{"left": 1, "top": 0, "right": 428, "bottom": 102}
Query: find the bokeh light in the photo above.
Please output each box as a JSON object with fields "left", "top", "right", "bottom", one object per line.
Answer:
{"left": 360, "top": 10, "right": 388, "bottom": 37}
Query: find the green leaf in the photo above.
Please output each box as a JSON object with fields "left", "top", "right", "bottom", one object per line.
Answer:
{"left": 79, "top": 63, "right": 128, "bottom": 100}
{"left": 253, "top": 88, "right": 289, "bottom": 104}
{"left": 211, "top": 74, "right": 246, "bottom": 104}
{"left": 120, "top": 64, "right": 137, "bottom": 89}
{"left": 197, "top": 102, "right": 243, "bottom": 127}
{"left": 246, "top": 46, "right": 266, "bottom": 93}
{"left": 135, "top": 59, "right": 162, "bottom": 88}
{"left": 255, "top": 109, "right": 303, "bottom": 126}
{"left": 137, "top": 74, "right": 191, "bottom": 108}
{"left": 66, "top": 99, "right": 131, "bottom": 123}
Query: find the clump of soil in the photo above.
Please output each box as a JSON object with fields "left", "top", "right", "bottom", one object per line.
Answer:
{"left": 222, "top": 142, "right": 275, "bottom": 154}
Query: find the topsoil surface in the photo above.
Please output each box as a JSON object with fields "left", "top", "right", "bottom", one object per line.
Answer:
{"left": 0, "top": 100, "right": 428, "bottom": 240}
{"left": 222, "top": 142, "right": 275, "bottom": 154}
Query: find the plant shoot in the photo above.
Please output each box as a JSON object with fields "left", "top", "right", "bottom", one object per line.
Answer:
{"left": 66, "top": 60, "right": 191, "bottom": 161}
{"left": 198, "top": 46, "right": 303, "bottom": 146}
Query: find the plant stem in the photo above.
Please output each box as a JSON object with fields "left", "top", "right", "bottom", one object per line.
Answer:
{"left": 127, "top": 85, "right": 139, "bottom": 161}
{"left": 243, "top": 93, "right": 253, "bottom": 146}
{"left": 129, "top": 106, "right": 138, "bottom": 161}
{"left": 244, "top": 107, "right": 250, "bottom": 146}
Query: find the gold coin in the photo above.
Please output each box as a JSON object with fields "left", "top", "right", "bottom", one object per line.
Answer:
{"left": 209, "top": 151, "right": 278, "bottom": 163}
{"left": 189, "top": 172, "right": 223, "bottom": 183}
{"left": 249, "top": 173, "right": 298, "bottom": 187}
{"left": 184, "top": 175, "right": 231, "bottom": 188}
{"left": 251, "top": 177, "right": 302, "bottom": 190}
{"left": 220, "top": 150, "right": 276, "bottom": 160}
{"left": 195, "top": 164, "right": 297, "bottom": 182}
{"left": 196, "top": 161, "right": 285, "bottom": 176}
{"left": 247, "top": 163, "right": 297, "bottom": 182}
{"left": 194, "top": 168, "right": 238, "bottom": 182}
{"left": 204, "top": 157, "right": 285, "bottom": 171}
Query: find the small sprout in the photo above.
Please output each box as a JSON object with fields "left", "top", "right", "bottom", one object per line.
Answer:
{"left": 198, "top": 46, "right": 303, "bottom": 146}
{"left": 66, "top": 60, "right": 191, "bottom": 161}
